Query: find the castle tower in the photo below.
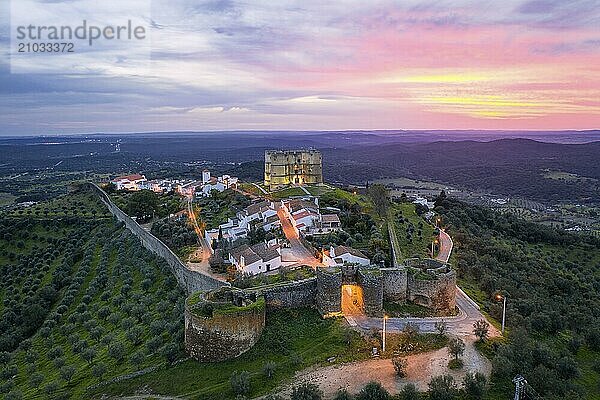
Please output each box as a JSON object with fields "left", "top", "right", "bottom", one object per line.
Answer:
{"left": 264, "top": 149, "right": 322, "bottom": 189}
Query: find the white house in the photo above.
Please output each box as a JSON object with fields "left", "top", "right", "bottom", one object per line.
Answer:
{"left": 307, "top": 214, "right": 341, "bottom": 235}
{"left": 323, "top": 245, "right": 370, "bottom": 267}
{"left": 237, "top": 200, "right": 277, "bottom": 229}
{"left": 199, "top": 173, "right": 239, "bottom": 197}
{"left": 111, "top": 174, "right": 147, "bottom": 191}
{"left": 291, "top": 209, "right": 319, "bottom": 233}
{"left": 229, "top": 242, "right": 282, "bottom": 275}
{"left": 201, "top": 177, "right": 226, "bottom": 196}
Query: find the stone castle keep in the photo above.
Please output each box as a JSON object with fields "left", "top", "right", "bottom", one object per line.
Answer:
{"left": 264, "top": 149, "right": 323, "bottom": 189}
{"left": 184, "top": 259, "right": 456, "bottom": 362}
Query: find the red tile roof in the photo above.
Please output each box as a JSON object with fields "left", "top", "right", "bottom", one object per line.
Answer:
{"left": 113, "top": 174, "right": 145, "bottom": 182}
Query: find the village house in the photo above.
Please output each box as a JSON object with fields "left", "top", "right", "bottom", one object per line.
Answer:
{"left": 205, "top": 200, "right": 280, "bottom": 254}
{"left": 322, "top": 245, "right": 370, "bottom": 267}
{"left": 199, "top": 171, "right": 239, "bottom": 197}
{"left": 111, "top": 174, "right": 147, "bottom": 191}
{"left": 228, "top": 241, "right": 282, "bottom": 275}
{"left": 237, "top": 200, "right": 278, "bottom": 229}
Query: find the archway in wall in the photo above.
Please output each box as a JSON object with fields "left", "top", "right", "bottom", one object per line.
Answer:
{"left": 341, "top": 284, "right": 365, "bottom": 315}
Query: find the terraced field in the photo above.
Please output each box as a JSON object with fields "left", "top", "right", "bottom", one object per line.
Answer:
{"left": 0, "top": 191, "right": 186, "bottom": 399}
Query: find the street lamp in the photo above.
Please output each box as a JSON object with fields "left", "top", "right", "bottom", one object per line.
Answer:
{"left": 431, "top": 239, "right": 438, "bottom": 258}
{"left": 436, "top": 217, "right": 441, "bottom": 228}
{"left": 382, "top": 315, "right": 389, "bottom": 353}
{"left": 496, "top": 293, "right": 507, "bottom": 335}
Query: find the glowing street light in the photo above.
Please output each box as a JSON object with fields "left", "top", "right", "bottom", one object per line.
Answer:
{"left": 496, "top": 293, "right": 507, "bottom": 335}
{"left": 382, "top": 314, "right": 389, "bottom": 353}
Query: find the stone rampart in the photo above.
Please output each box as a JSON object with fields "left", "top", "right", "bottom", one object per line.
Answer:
{"left": 88, "top": 183, "right": 226, "bottom": 294}
{"left": 381, "top": 268, "right": 408, "bottom": 302}
{"left": 357, "top": 269, "right": 383, "bottom": 316}
{"left": 184, "top": 291, "right": 265, "bottom": 362}
{"left": 316, "top": 267, "right": 342, "bottom": 316}
{"left": 247, "top": 277, "right": 317, "bottom": 310}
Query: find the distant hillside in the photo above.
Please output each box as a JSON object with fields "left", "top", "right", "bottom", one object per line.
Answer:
{"left": 1, "top": 134, "right": 599, "bottom": 205}
{"left": 325, "top": 139, "right": 600, "bottom": 204}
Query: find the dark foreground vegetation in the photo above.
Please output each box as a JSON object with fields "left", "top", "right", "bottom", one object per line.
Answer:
{"left": 436, "top": 196, "right": 600, "bottom": 399}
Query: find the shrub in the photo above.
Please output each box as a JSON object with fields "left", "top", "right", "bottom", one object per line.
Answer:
{"left": 428, "top": 375, "right": 457, "bottom": 400}
{"left": 263, "top": 361, "right": 277, "bottom": 379}
{"left": 333, "top": 389, "right": 353, "bottom": 400}
{"left": 392, "top": 357, "right": 408, "bottom": 377}
{"left": 230, "top": 370, "right": 251, "bottom": 396}
{"left": 447, "top": 337, "right": 465, "bottom": 360}
{"left": 448, "top": 359, "right": 463, "bottom": 369}
{"left": 399, "top": 383, "right": 419, "bottom": 400}
{"left": 356, "top": 381, "right": 389, "bottom": 400}
{"left": 463, "top": 372, "right": 487, "bottom": 400}
{"left": 291, "top": 382, "right": 323, "bottom": 400}
{"left": 472, "top": 320, "right": 489, "bottom": 342}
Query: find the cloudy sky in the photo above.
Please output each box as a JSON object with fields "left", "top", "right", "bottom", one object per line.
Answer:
{"left": 0, "top": 0, "right": 599, "bottom": 135}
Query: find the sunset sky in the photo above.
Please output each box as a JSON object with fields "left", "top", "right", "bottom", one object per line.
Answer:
{"left": 1, "top": 0, "right": 599, "bottom": 135}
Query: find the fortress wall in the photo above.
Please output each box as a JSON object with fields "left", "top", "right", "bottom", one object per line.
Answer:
{"left": 249, "top": 277, "right": 317, "bottom": 310}
{"left": 184, "top": 304, "right": 265, "bottom": 362}
{"left": 316, "top": 268, "right": 342, "bottom": 316}
{"left": 88, "top": 183, "right": 226, "bottom": 294}
{"left": 357, "top": 270, "right": 384, "bottom": 316}
{"left": 381, "top": 268, "right": 408, "bottom": 302}
{"left": 407, "top": 270, "right": 457, "bottom": 314}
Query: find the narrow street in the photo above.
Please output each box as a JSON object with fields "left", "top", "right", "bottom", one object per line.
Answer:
{"left": 277, "top": 207, "right": 324, "bottom": 268}
{"left": 185, "top": 196, "right": 228, "bottom": 282}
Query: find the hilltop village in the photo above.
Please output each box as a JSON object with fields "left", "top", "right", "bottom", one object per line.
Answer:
{"left": 99, "top": 149, "right": 488, "bottom": 369}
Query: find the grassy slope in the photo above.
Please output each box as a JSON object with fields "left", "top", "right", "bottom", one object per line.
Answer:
{"left": 390, "top": 202, "right": 435, "bottom": 259}
{"left": 439, "top": 199, "right": 600, "bottom": 399}
{"left": 93, "top": 308, "right": 371, "bottom": 399}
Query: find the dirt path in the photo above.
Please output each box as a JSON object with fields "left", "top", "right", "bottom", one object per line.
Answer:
{"left": 272, "top": 336, "right": 490, "bottom": 399}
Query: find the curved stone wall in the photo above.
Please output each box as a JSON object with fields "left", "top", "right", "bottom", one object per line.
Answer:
{"left": 184, "top": 294, "right": 266, "bottom": 362}
{"left": 407, "top": 269, "right": 456, "bottom": 313}
{"left": 88, "top": 183, "right": 227, "bottom": 294}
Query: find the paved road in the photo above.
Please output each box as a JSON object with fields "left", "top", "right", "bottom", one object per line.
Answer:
{"left": 436, "top": 228, "right": 453, "bottom": 263}
{"left": 277, "top": 207, "right": 323, "bottom": 267}
{"left": 185, "top": 197, "right": 228, "bottom": 282}
{"left": 352, "top": 289, "right": 498, "bottom": 337}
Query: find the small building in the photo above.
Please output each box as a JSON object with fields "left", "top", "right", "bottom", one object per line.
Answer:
{"left": 308, "top": 214, "right": 341, "bottom": 235}
{"left": 323, "top": 245, "right": 370, "bottom": 267}
{"left": 111, "top": 174, "right": 147, "bottom": 191}
{"left": 229, "top": 242, "right": 282, "bottom": 275}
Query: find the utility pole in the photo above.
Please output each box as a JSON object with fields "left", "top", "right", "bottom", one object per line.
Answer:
{"left": 382, "top": 315, "right": 388, "bottom": 353}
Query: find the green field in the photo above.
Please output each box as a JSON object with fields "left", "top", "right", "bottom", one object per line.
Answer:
{"left": 8, "top": 191, "right": 112, "bottom": 219}
{"left": 390, "top": 203, "right": 435, "bottom": 259}
{"left": 269, "top": 186, "right": 307, "bottom": 199}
